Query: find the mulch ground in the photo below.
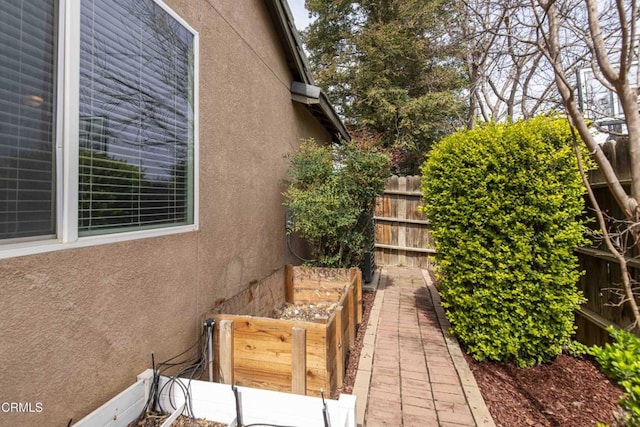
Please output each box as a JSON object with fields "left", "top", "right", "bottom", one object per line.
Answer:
{"left": 424, "top": 270, "right": 625, "bottom": 426}
{"left": 340, "top": 277, "right": 626, "bottom": 427}
{"left": 334, "top": 289, "right": 376, "bottom": 398}
{"left": 466, "top": 349, "right": 624, "bottom": 426}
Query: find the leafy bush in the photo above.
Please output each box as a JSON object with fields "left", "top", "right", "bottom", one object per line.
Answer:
{"left": 421, "top": 116, "right": 590, "bottom": 366}
{"left": 590, "top": 327, "right": 640, "bottom": 426}
{"left": 565, "top": 339, "right": 591, "bottom": 357}
{"left": 284, "top": 138, "right": 391, "bottom": 268}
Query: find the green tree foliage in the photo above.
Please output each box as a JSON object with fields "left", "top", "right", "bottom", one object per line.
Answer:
{"left": 303, "top": 0, "right": 467, "bottom": 174}
{"left": 421, "top": 116, "right": 590, "bottom": 366}
{"left": 284, "top": 138, "right": 391, "bottom": 267}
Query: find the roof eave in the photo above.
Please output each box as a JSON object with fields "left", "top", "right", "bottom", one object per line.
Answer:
{"left": 264, "top": 0, "right": 350, "bottom": 142}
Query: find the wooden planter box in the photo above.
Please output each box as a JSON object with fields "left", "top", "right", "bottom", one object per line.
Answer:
{"left": 74, "top": 369, "right": 356, "bottom": 427}
{"left": 213, "top": 266, "right": 362, "bottom": 398}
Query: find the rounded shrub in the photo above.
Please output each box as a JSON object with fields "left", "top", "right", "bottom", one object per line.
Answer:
{"left": 421, "top": 116, "right": 590, "bottom": 366}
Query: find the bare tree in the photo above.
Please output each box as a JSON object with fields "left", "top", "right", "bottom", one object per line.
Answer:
{"left": 530, "top": 0, "right": 640, "bottom": 331}
{"left": 459, "top": 0, "right": 561, "bottom": 127}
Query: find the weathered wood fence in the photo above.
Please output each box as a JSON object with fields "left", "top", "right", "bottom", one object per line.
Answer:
{"left": 575, "top": 137, "right": 639, "bottom": 345}
{"left": 374, "top": 175, "right": 435, "bottom": 268}
{"left": 373, "top": 160, "right": 638, "bottom": 345}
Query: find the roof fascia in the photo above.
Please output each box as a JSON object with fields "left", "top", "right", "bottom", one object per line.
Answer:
{"left": 264, "top": 0, "right": 350, "bottom": 142}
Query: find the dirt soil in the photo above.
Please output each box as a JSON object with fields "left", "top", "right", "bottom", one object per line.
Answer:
{"left": 334, "top": 290, "right": 376, "bottom": 397}
{"left": 337, "top": 277, "right": 625, "bottom": 426}
{"left": 467, "top": 353, "right": 624, "bottom": 427}
{"left": 422, "top": 270, "right": 625, "bottom": 426}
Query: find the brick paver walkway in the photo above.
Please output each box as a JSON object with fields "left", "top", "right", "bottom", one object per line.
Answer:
{"left": 355, "top": 267, "right": 495, "bottom": 427}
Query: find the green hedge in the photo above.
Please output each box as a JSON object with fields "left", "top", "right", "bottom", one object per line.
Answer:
{"left": 421, "top": 117, "right": 590, "bottom": 366}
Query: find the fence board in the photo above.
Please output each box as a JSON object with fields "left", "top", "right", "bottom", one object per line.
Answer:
{"left": 292, "top": 327, "right": 307, "bottom": 395}
{"left": 576, "top": 138, "right": 640, "bottom": 345}
{"left": 374, "top": 175, "right": 434, "bottom": 268}
{"left": 332, "top": 307, "right": 343, "bottom": 388}
{"left": 372, "top": 168, "right": 637, "bottom": 344}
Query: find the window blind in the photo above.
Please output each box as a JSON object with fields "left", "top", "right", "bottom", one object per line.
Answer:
{"left": 78, "top": 0, "right": 194, "bottom": 235}
{"left": 0, "top": 0, "right": 57, "bottom": 240}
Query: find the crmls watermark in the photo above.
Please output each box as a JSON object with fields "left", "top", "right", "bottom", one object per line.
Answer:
{"left": 1, "top": 402, "right": 43, "bottom": 413}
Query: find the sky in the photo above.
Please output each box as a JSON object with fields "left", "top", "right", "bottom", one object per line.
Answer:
{"left": 287, "top": 0, "right": 313, "bottom": 31}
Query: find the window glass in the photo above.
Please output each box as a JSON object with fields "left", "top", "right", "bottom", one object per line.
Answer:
{"left": 79, "top": 0, "right": 194, "bottom": 235}
{"left": 0, "top": 0, "right": 57, "bottom": 240}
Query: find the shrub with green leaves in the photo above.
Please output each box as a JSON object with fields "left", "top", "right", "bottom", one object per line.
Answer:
{"left": 284, "top": 138, "right": 390, "bottom": 268}
{"left": 590, "top": 327, "right": 640, "bottom": 425}
{"left": 421, "top": 116, "right": 590, "bottom": 367}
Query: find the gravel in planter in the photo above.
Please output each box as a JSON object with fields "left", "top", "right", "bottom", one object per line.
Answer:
{"left": 130, "top": 412, "right": 228, "bottom": 427}
{"left": 270, "top": 302, "right": 339, "bottom": 322}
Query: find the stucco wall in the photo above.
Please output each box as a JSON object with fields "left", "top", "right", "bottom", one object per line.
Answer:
{"left": 207, "top": 267, "right": 286, "bottom": 318}
{"left": 0, "top": 1, "right": 331, "bottom": 425}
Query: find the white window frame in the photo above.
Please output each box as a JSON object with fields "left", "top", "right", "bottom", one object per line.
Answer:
{"left": 0, "top": 0, "right": 199, "bottom": 260}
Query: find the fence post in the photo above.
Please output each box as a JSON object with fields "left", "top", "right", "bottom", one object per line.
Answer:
{"left": 285, "top": 264, "right": 294, "bottom": 303}
{"left": 347, "top": 285, "right": 356, "bottom": 349}
{"left": 219, "top": 320, "right": 234, "bottom": 385}
{"left": 350, "top": 268, "right": 363, "bottom": 324}
{"left": 397, "top": 176, "right": 407, "bottom": 265}
{"left": 292, "top": 327, "right": 307, "bottom": 395}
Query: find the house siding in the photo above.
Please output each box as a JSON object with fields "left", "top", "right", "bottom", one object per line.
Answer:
{"left": 0, "top": 1, "right": 331, "bottom": 425}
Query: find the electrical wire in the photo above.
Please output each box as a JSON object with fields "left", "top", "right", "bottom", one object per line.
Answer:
{"left": 285, "top": 212, "right": 318, "bottom": 263}
{"left": 157, "top": 329, "right": 211, "bottom": 418}
{"left": 131, "top": 318, "right": 330, "bottom": 427}
{"left": 133, "top": 328, "right": 210, "bottom": 423}
{"left": 234, "top": 384, "right": 326, "bottom": 427}
{"left": 132, "top": 353, "right": 160, "bottom": 425}
{"left": 156, "top": 329, "right": 205, "bottom": 371}
{"left": 321, "top": 389, "right": 331, "bottom": 427}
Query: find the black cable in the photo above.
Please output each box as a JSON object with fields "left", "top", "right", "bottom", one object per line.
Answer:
{"left": 157, "top": 328, "right": 211, "bottom": 418}
{"left": 156, "top": 328, "right": 206, "bottom": 370}
{"left": 233, "top": 384, "right": 307, "bottom": 427}
{"left": 321, "top": 389, "right": 331, "bottom": 427}
{"left": 131, "top": 323, "right": 313, "bottom": 427}
{"left": 287, "top": 231, "right": 317, "bottom": 263}
{"left": 132, "top": 352, "right": 161, "bottom": 425}
{"left": 132, "top": 327, "right": 210, "bottom": 423}
{"left": 181, "top": 331, "right": 211, "bottom": 416}
{"left": 151, "top": 352, "right": 158, "bottom": 412}
{"left": 285, "top": 212, "right": 318, "bottom": 263}
{"left": 232, "top": 385, "right": 243, "bottom": 427}
{"left": 157, "top": 376, "right": 191, "bottom": 416}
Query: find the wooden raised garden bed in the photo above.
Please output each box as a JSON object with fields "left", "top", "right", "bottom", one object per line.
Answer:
{"left": 211, "top": 265, "right": 362, "bottom": 398}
